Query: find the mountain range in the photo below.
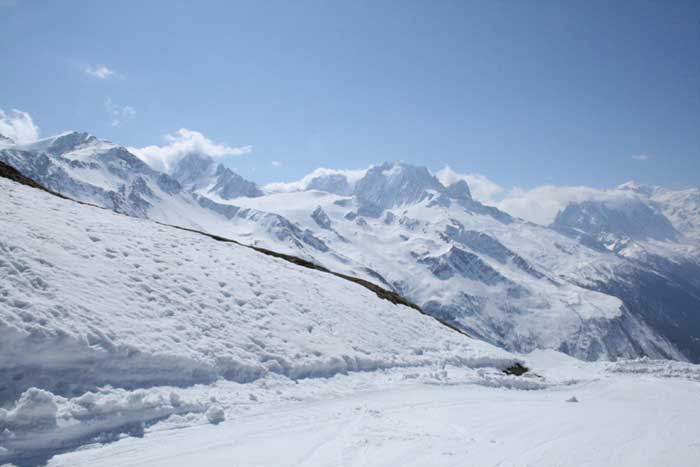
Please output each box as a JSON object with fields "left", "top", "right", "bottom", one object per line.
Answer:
{"left": 2, "top": 130, "right": 699, "bottom": 362}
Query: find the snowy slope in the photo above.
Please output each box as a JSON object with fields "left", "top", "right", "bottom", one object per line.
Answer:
{"left": 0, "top": 175, "right": 518, "bottom": 463}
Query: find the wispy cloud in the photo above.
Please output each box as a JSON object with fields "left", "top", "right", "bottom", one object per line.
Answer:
{"left": 271, "top": 160, "right": 282, "bottom": 168}
{"left": 105, "top": 98, "right": 135, "bottom": 127}
{"left": 631, "top": 153, "right": 652, "bottom": 161}
{"left": 264, "top": 167, "right": 367, "bottom": 194}
{"left": 129, "top": 129, "right": 252, "bottom": 172}
{"left": 85, "top": 64, "right": 119, "bottom": 80}
{"left": 0, "top": 108, "right": 39, "bottom": 144}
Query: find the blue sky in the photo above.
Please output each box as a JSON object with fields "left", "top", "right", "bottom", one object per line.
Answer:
{"left": 1, "top": 0, "right": 699, "bottom": 191}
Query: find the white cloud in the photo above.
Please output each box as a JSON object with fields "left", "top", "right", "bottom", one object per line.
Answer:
{"left": 631, "top": 153, "right": 652, "bottom": 161}
{"left": 264, "top": 167, "right": 367, "bottom": 194}
{"left": 494, "top": 185, "right": 626, "bottom": 225}
{"left": 129, "top": 128, "right": 252, "bottom": 173}
{"left": 85, "top": 64, "right": 118, "bottom": 79}
{"left": 271, "top": 160, "right": 282, "bottom": 168}
{"left": 0, "top": 108, "right": 39, "bottom": 144}
{"left": 435, "top": 167, "right": 504, "bottom": 203}
{"left": 433, "top": 166, "right": 627, "bottom": 225}
{"left": 105, "top": 98, "right": 135, "bottom": 127}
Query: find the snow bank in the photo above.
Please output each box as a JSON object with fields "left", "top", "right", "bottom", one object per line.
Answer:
{"left": 0, "top": 386, "right": 209, "bottom": 462}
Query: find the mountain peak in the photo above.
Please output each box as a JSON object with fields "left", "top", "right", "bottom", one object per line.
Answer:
{"left": 170, "top": 152, "right": 262, "bottom": 199}
{"left": 21, "top": 131, "right": 99, "bottom": 156}
{"left": 170, "top": 152, "right": 216, "bottom": 184}
{"left": 552, "top": 197, "right": 679, "bottom": 243}
{"left": 445, "top": 179, "right": 472, "bottom": 200}
{"left": 353, "top": 161, "right": 444, "bottom": 209}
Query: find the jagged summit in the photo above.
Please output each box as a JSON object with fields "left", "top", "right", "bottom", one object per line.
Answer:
{"left": 267, "top": 161, "right": 475, "bottom": 206}
{"left": 353, "top": 161, "right": 446, "bottom": 209}
{"left": 170, "top": 152, "right": 262, "bottom": 200}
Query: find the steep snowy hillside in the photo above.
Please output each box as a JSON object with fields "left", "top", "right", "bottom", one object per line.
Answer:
{"left": 0, "top": 173, "right": 521, "bottom": 464}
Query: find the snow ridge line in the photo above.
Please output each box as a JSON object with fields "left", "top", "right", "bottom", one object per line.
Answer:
{"left": 0, "top": 160, "right": 470, "bottom": 340}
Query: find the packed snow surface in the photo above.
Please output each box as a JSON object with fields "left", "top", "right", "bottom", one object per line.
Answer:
{"left": 44, "top": 352, "right": 700, "bottom": 467}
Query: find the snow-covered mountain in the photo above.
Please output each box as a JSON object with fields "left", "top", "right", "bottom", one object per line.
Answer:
{"left": 2, "top": 132, "right": 700, "bottom": 363}
{"left": 0, "top": 132, "right": 328, "bottom": 255}
{"left": 618, "top": 180, "right": 700, "bottom": 244}
{"left": 235, "top": 163, "right": 697, "bottom": 361}
{"left": 552, "top": 196, "right": 680, "bottom": 248}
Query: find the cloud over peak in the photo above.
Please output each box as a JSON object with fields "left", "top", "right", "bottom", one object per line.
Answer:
{"left": 433, "top": 166, "right": 632, "bottom": 225}
{"left": 129, "top": 129, "right": 252, "bottom": 173}
{"left": 435, "top": 167, "right": 505, "bottom": 204}
{"left": 0, "top": 108, "right": 39, "bottom": 144}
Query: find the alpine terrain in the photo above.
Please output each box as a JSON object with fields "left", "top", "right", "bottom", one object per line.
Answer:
{"left": 2, "top": 132, "right": 699, "bottom": 362}
{"left": 1, "top": 156, "right": 699, "bottom": 466}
